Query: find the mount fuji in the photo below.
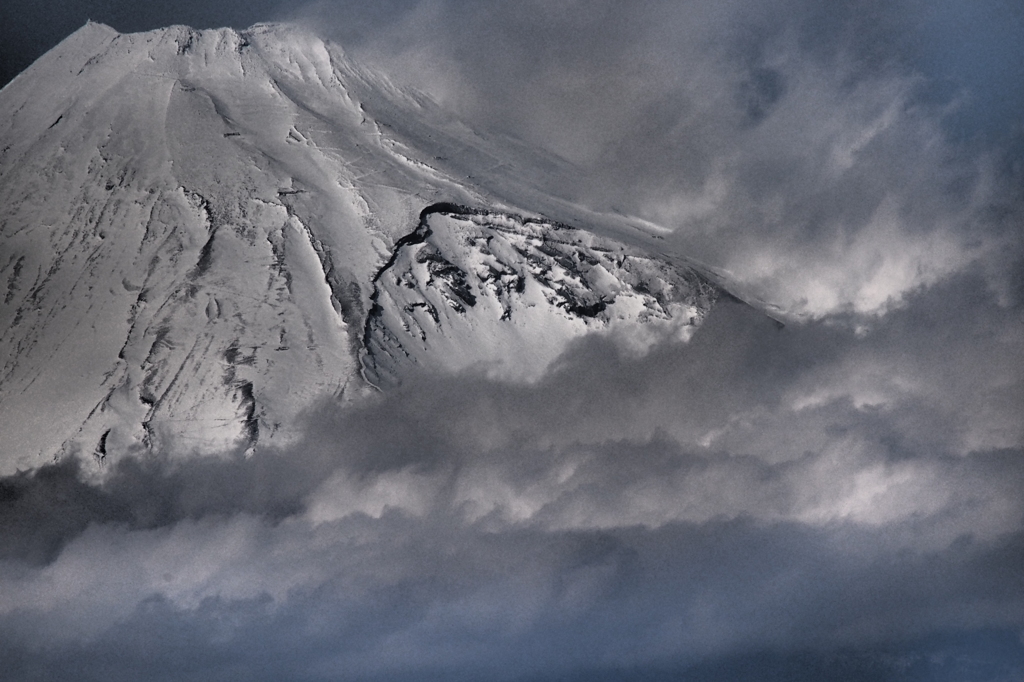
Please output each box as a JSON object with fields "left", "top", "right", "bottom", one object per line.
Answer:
{"left": 0, "top": 22, "right": 720, "bottom": 473}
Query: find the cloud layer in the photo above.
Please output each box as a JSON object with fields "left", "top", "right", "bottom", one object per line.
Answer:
{"left": 2, "top": 284, "right": 1022, "bottom": 679}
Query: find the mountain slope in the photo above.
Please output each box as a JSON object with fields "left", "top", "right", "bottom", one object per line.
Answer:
{"left": 365, "top": 203, "right": 716, "bottom": 385}
{"left": 0, "top": 22, "right": 717, "bottom": 473}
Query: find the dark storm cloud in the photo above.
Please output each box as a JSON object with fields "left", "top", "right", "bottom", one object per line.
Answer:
{"left": 0, "top": 444, "right": 336, "bottom": 565}
{"left": 2, "top": 274, "right": 1021, "bottom": 679}
{"left": 2, "top": 501, "right": 1023, "bottom": 681}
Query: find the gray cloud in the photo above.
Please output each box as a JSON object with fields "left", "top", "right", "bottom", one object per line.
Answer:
{"left": 5, "top": 0, "right": 1021, "bottom": 317}
{"left": 2, "top": 273, "right": 1021, "bottom": 678}
{"left": 297, "top": 0, "right": 1023, "bottom": 317}
{"left": 2, "top": 512, "right": 1023, "bottom": 680}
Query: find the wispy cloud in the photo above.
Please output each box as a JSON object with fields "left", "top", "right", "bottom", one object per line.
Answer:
{"left": 303, "top": 0, "right": 1023, "bottom": 317}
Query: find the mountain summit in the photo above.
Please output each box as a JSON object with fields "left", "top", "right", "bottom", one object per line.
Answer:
{"left": 0, "top": 23, "right": 717, "bottom": 472}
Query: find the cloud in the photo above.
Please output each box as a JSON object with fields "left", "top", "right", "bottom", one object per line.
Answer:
{"left": 5, "top": 1, "right": 1020, "bottom": 319}
{"left": 2, "top": 511, "right": 1023, "bottom": 680}
{"left": 295, "top": 0, "right": 1023, "bottom": 318}
{"left": 1, "top": 273, "right": 1021, "bottom": 678}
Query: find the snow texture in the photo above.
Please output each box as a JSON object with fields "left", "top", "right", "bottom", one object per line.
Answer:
{"left": 0, "top": 22, "right": 717, "bottom": 472}
{"left": 364, "top": 203, "right": 715, "bottom": 385}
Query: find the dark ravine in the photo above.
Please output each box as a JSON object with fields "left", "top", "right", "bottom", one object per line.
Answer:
{"left": 369, "top": 203, "right": 454, "bottom": 285}
{"left": 237, "top": 381, "right": 259, "bottom": 454}
{"left": 361, "top": 202, "right": 521, "bottom": 379}
{"left": 360, "top": 202, "right": 467, "bottom": 384}
{"left": 359, "top": 201, "right": 721, "bottom": 386}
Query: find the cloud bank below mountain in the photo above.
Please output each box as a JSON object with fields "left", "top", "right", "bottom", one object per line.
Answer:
{"left": 3, "top": 287, "right": 1022, "bottom": 680}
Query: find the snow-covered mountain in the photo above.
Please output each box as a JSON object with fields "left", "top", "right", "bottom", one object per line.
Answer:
{"left": 0, "top": 22, "right": 718, "bottom": 473}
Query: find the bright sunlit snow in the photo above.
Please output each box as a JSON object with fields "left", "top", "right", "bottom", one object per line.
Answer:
{"left": 0, "top": 23, "right": 716, "bottom": 472}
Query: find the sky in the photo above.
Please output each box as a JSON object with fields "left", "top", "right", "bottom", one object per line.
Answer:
{"left": 1, "top": 1, "right": 1024, "bottom": 680}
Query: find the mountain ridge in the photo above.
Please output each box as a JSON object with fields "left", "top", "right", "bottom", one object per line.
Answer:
{"left": 0, "top": 22, "right": 721, "bottom": 473}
